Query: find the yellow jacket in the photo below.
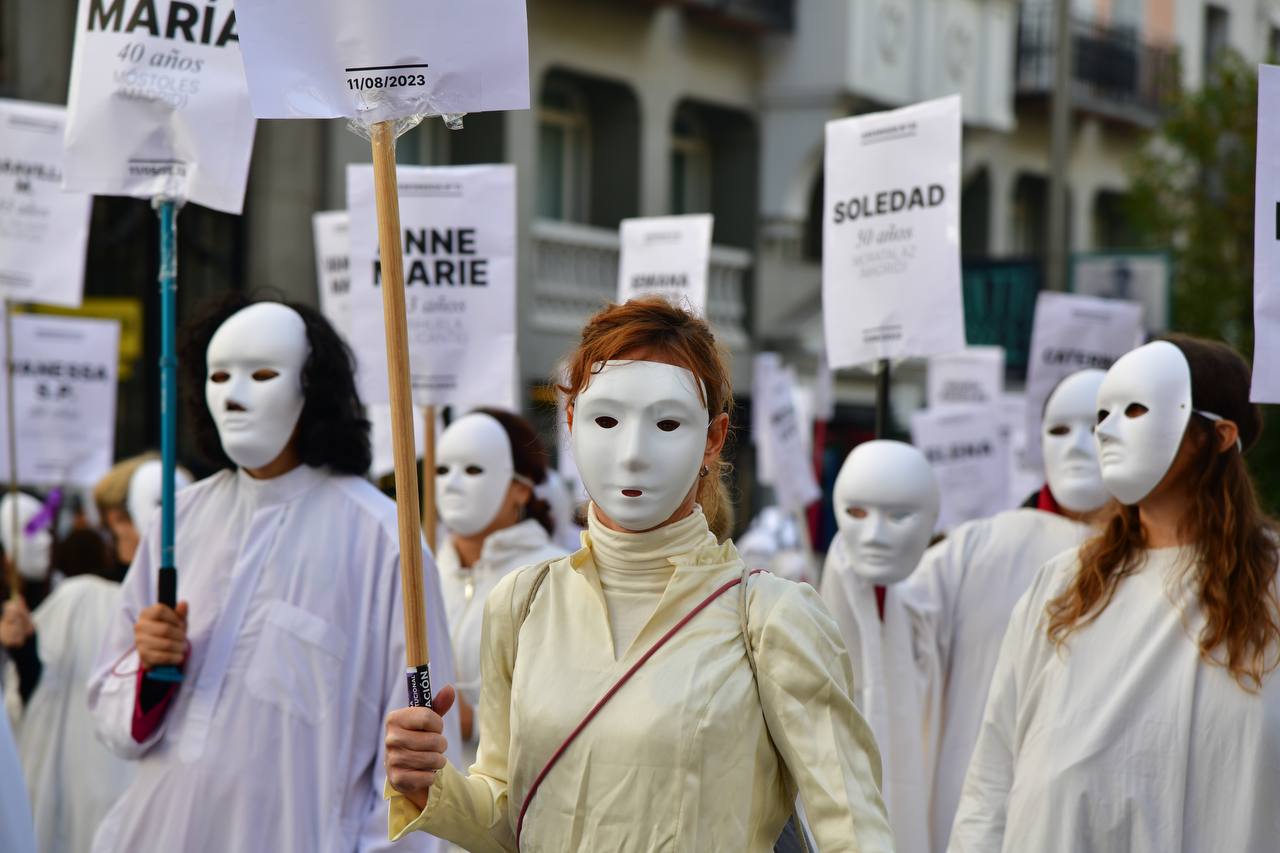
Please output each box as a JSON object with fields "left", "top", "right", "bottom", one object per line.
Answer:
{"left": 388, "top": 536, "right": 893, "bottom": 852}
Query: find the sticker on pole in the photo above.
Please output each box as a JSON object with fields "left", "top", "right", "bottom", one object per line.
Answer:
{"left": 910, "top": 405, "right": 1008, "bottom": 531}
{"left": 0, "top": 311, "right": 120, "bottom": 487}
{"left": 822, "top": 95, "right": 965, "bottom": 369}
{"left": 617, "top": 215, "right": 713, "bottom": 314}
{"left": 0, "top": 100, "right": 92, "bottom": 308}
{"left": 348, "top": 163, "right": 517, "bottom": 410}
{"left": 1023, "top": 291, "right": 1142, "bottom": 468}
{"left": 63, "top": 0, "right": 257, "bottom": 214}
{"left": 1253, "top": 64, "right": 1280, "bottom": 403}
{"left": 233, "top": 0, "right": 530, "bottom": 122}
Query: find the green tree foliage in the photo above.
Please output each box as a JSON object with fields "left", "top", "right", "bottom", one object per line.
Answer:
{"left": 1127, "top": 52, "right": 1280, "bottom": 509}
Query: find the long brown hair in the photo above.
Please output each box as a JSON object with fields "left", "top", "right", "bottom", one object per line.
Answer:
{"left": 558, "top": 297, "right": 735, "bottom": 540}
{"left": 1046, "top": 334, "right": 1280, "bottom": 690}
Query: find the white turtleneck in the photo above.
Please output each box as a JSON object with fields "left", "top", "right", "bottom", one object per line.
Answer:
{"left": 587, "top": 504, "right": 717, "bottom": 658}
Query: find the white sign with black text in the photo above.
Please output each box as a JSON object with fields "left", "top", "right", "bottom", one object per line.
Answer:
{"left": 348, "top": 163, "right": 517, "bottom": 410}
{"left": 1024, "top": 291, "right": 1143, "bottom": 467}
{"left": 823, "top": 95, "right": 965, "bottom": 368}
{"left": 313, "top": 211, "right": 352, "bottom": 339}
{"left": 0, "top": 311, "right": 120, "bottom": 487}
{"left": 756, "top": 355, "right": 821, "bottom": 513}
{"left": 63, "top": 0, "right": 256, "bottom": 214}
{"left": 0, "top": 100, "right": 92, "bottom": 308}
{"left": 233, "top": 0, "right": 529, "bottom": 122}
{"left": 1253, "top": 64, "right": 1280, "bottom": 403}
{"left": 926, "top": 346, "right": 1005, "bottom": 409}
{"left": 617, "top": 214, "right": 713, "bottom": 314}
{"left": 910, "top": 404, "right": 1009, "bottom": 531}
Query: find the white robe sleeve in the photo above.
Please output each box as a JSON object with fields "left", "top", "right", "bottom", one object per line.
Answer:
{"left": 359, "top": 540, "right": 461, "bottom": 853}
{"left": 946, "top": 560, "right": 1055, "bottom": 853}
{"left": 86, "top": 524, "right": 169, "bottom": 760}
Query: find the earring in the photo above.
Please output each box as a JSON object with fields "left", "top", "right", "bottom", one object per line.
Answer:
{"left": 699, "top": 465, "right": 710, "bottom": 478}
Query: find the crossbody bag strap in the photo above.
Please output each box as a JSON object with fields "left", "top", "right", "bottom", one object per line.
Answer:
{"left": 511, "top": 558, "right": 556, "bottom": 664}
{"left": 514, "top": 569, "right": 762, "bottom": 850}
{"left": 739, "top": 566, "right": 813, "bottom": 853}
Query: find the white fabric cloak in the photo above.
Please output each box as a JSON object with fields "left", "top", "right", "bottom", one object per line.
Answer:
{"left": 86, "top": 465, "right": 460, "bottom": 853}
{"left": 0, "top": 705, "right": 35, "bottom": 853}
{"left": 12, "top": 575, "right": 135, "bottom": 853}
{"left": 950, "top": 545, "right": 1280, "bottom": 852}
{"left": 899, "top": 508, "right": 1089, "bottom": 850}
{"left": 819, "top": 535, "right": 938, "bottom": 853}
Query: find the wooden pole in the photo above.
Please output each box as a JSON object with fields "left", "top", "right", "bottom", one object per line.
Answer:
{"left": 4, "top": 300, "right": 19, "bottom": 600}
{"left": 421, "top": 405, "right": 437, "bottom": 552}
{"left": 370, "top": 120, "right": 433, "bottom": 708}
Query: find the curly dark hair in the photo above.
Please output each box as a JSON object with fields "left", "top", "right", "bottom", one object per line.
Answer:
{"left": 180, "top": 293, "right": 372, "bottom": 476}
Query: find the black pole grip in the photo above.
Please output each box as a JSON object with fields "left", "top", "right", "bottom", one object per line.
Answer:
{"left": 157, "top": 565, "right": 177, "bottom": 609}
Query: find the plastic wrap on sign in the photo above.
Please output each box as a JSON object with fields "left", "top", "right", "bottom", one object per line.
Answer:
{"left": 233, "top": 0, "right": 530, "bottom": 125}
{"left": 63, "top": 0, "right": 257, "bottom": 214}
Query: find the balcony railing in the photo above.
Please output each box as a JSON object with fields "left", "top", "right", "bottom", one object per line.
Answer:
{"left": 530, "top": 219, "right": 751, "bottom": 352}
{"left": 677, "top": 0, "right": 794, "bottom": 33}
{"left": 1017, "top": 4, "right": 1180, "bottom": 126}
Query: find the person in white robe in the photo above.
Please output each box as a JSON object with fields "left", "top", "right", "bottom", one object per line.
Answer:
{"left": 0, "top": 708, "right": 35, "bottom": 853}
{"left": 2, "top": 455, "right": 194, "bottom": 853}
{"left": 950, "top": 337, "right": 1280, "bottom": 851}
{"left": 900, "top": 369, "right": 1109, "bottom": 850}
{"left": 535, "top": 469, "right": 586, "bottom": 554}
{"left": 86, "top": 299, "right": 459, "bottom": 853}
{"left": 434, "top": 409, "right": 566, "bottom": 773}
{"left": 819, "top": 439, "right": 941, "bottom": 853}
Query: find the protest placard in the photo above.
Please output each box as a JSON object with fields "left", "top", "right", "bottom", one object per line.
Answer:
{"left": 823, "top": 95, "right": 964, "bottom": 368}
{"left": 0, "top": 100, "right": 92, "bottom": 308}
{"left": 234, "top": 0, "right": 529, "bottom": 122}
{"left": 617, "top": 214, "right": 713, "bottom": 314}
{"left": 347, "top": 163, "right": 517, "bottom": 410}
{"left": 910, "top": 404, "right": 1009, "bottom": 531}
{"left": 1253, "top": 64, "right": 1280, "bottom": 403}
{"left": 926, "top": 346, "right": 1005, "bottom": 409}
{"left": 64, "top": 0, "right": 256, "bottom": 213}
{"left": 1024, "top": 291, "right": 1142, "bottom": 467}
{"left": 0, "top": 311, "right": 119, "bottom": 487}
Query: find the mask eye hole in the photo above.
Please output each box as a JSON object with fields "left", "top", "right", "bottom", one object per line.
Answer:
{"left": 251, "top": 369, "right": 279, "bottom": 382}
{"left": 1124, "top": 403, "right": 1149, "bottom": 419}
{"left": 435, "top": 465, "right": 448, "bottom": 477}
{"left": 889, "top": 510, "right": 914, "bottom": 522}
{"left": 594, "top": 416, "right": 618, "bottom": 429}
{"left": 1047, "top": 424, "right": 1070, "bottom": 437}
{"left": 210, "top": 370, "right": 230, "bottom": 384}
{"left": 1096, "top": 409, "right": 1109, "bottom": 425}
{"left": 845, "top": 506, "right": 868, "bottom": 520}
{"left": 465, "top": 465, "right": 484, "bottom": 476}
{"left": 656, "top": 419, "right": 680, "bottom": 432}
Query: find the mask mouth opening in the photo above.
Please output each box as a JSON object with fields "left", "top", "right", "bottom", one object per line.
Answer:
{"left": 621, "top": 489, "right": 643, "bottom": 498}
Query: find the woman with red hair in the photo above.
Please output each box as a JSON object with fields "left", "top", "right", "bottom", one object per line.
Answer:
{"left": 950, "top": 335, "right": 1280, "bottom": 851}
{"left": 384, "top": 298, "right": 892, "bottom": 851}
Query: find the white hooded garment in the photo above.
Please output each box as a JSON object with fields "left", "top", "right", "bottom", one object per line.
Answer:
{"left": 949, "top": 546, "right": 1280, "bottom": 852}
{"left": 0, "top": 705, "right": 36, "bottom": 853}
{"left": 12, "top": 575, "right": 134, "bottom": 853}
{"left": 819, "top": 535, "right": 938, "bottom": 853}
{"left": 86, "top": 465, "right": 460, "bottom": 853}
{"left": 898, "top": 508, "right": 1089, "bottom": 851}
{"left": 436, "top": 518, "right": 566, "bottom": 768}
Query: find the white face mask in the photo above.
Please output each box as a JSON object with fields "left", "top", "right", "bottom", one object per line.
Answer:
{"left": 436, "top": 413, "right": 525, "bottom": 537}
{"left": 126, "top": 460, "right": 195, "bottom": 542}
{"left": 834, "top": 440, "right": 939, "bottom": 584}
{"left": 1094, "top": 340, "right": 1193, "bottom": 505}
{"left": 205, "top": 304, "right": 309, "bottom": 472}
{"left": 1, "top": 493, "right": 52, "bottom": 581}
{"left": 1042, "top": 369, "right": 1109, "bottom": 514}
{"left": 571, "top": 360, "right": 709, "bottom": 532}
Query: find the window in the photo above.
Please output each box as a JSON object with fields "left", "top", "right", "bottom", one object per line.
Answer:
{"left": 1204, "top": 5, "right": 1230, "bottom": 77}
{"left": 669, "top": 109, "right": 711, "bottom": 215}
{"left": 536, "top": 82, "right": 590, "bottom": 222}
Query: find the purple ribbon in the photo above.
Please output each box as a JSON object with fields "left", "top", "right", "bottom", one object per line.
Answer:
{"left": 23, "top": 488, "right": 61, "bottom": 537}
